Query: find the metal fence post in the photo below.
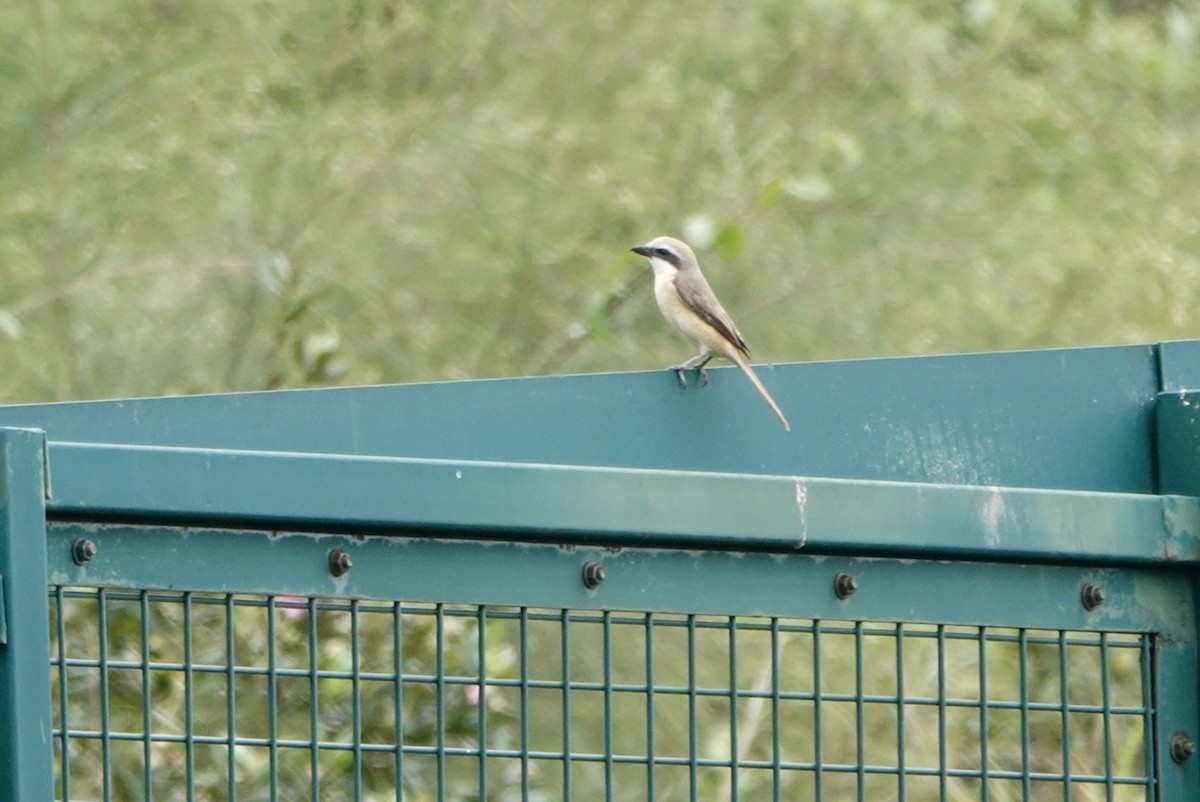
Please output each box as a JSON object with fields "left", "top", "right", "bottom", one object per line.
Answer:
{"left": 0, "top": 428, "right": 53, "bottom": 800}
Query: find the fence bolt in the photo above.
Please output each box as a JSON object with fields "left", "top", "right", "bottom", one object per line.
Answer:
{"left": 833, "top": 571, "right": 857, "bottom": 600}
{"left": 581, "top": 561, "right": 605, "bottom": 589}
{"left": 1080, "top": 582, "right": 1105, "bottom": 611}
{"left": 72, "top": 538, "right": 97, "bottom": 565}
{"left": 328, "top": 548, "right": 352, "bottom": 577}
{"left": 1170, "top": 731, "right": 1196, "bottom": 764}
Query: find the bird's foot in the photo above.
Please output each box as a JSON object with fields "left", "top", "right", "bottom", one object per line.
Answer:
{"left": 669, "top": 365, "right": 688, "bottom": 388}
{"left": 695, "top": 366, "right": 708, "bottom": 387}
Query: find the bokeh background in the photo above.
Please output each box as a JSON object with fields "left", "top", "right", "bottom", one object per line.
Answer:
{"left": 11, "top": 4, "right": 1194, "bottom": 799}
{"left": 2, "top": 1, "right": 1198, "bottom": 403}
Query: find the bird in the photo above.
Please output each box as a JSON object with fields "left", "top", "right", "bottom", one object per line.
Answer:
{"left": 631, "top": 236, "right": 791, "bottom": 431}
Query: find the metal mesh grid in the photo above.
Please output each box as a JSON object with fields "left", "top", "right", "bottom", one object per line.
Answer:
{"left": 49, "top": 587, "right": 1155, "bottom": 801}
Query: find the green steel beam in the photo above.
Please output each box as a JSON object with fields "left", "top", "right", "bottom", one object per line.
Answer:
{"left": 0, "top": 342, "right": 1164, "bottom": 494}
{"left": 45, "top": 523, "right": 1197, "bottom": 641}
{"left": 43, "top": 442, "right": 1200, "bottom": 565}
{"left": 1158, "top": 635, "right": 1200, "bottom": 798}
{"left": 1153, "top": 356, "right": 1200, "bottom": 802}
{"left": 0, "top": 429, "right": 54, "bottom": 801}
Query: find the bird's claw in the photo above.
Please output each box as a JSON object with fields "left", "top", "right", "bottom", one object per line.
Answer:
{"left": 671, "top": 366, "right": 688, "bottom": 388}
{"left": 696, "top": 366, "right": 708, "bottom": 387}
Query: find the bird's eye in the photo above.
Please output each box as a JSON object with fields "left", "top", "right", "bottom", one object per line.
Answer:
{"left": 655, "top": 248, "right": 671, "bottom": 258}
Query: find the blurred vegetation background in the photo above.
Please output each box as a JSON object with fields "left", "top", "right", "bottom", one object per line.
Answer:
{"left": 14, "top": 2, "right": 1189, "bottom": 799}
{"left": 2, "top": 0, "right": 1197, "bottom": 404}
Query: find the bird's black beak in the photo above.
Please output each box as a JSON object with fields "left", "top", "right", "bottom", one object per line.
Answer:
{"left": 631, "top": 245, "right": 653, "bottom": 257}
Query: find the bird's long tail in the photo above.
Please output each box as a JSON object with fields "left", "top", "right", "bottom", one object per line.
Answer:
{"left": 730, "top": 351, "right": 791, "bottom": 431}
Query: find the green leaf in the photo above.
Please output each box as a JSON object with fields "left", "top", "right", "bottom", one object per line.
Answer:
{"left": 713, "top": 223, "right": 746, "bottom": 262}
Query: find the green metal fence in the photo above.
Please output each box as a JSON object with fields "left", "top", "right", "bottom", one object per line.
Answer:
{"left": 4, "top": 341, "right": 1200, "bottom": 800}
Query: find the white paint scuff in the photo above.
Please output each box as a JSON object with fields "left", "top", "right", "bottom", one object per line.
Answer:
{"left": 795, "top": 478, "right": 808, "bottom": 548}
{"left": 981, "top": 486, "right": 1004, "bottom": 547}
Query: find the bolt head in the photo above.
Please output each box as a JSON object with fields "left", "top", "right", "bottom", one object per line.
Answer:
{"left": 328, "top": 548, "right": 352, "bottom": 577}
{"left": 833, "top": 571, "right": 857, "bottom": 600}
{"left": 1081, "top": 582, "right": 1105, "bottom": 611}
{"left": 581, "top": 561, "right": 605, "bottom": 589}
{"left": 1170, "top": 731, "right": 1196, "bottom": 764}
{"left": 72, "top": 538, "right": 97, "bottom": 565}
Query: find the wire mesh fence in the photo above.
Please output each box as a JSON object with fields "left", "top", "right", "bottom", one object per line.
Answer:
{"left": 50, "top": 587, "right": 1154, "bottom": 801}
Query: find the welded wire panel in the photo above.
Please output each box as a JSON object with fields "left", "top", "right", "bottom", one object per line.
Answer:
{"left": 49, "top": 588, "right": 1155, "bottom": 801}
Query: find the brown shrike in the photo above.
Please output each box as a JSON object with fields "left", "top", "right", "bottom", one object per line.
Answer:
{"left": 632, "top": 236, "right": 791, "bottom": 431}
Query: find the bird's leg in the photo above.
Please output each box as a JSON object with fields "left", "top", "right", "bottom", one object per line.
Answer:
{"left": 669, "top": 351, "right": 712, "bottom": 389}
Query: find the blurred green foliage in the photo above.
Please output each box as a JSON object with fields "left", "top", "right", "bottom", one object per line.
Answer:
{"left": 9, "top": 2, "right": 1193, "bottom": 798}
{"left": 1, "top": 0, "right": 1197, "bottom": 403}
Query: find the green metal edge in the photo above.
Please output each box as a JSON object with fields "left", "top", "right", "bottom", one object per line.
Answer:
{"left": 0, "top": 428, "right": 54, "bottom": 800}
{"left": 0, "top": 341, "right": 1165, "bottom": 494}
{"left": 1157, "top": 634, "right": 1200, "bottom": 797}
{"left": 1158, "top": 390, "right": 1200, "bottom": 497}
{"left": 45, "top": 523, "right": 1197, "bottom": 642}
{"left": 1159, "top": 339, "right": 1200, "bottom": 393}
{"left": 44, "top": 442, "right": 1200, "bottom": 565}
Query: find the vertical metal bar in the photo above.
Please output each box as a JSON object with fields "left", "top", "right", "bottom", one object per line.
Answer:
{"left": 1058, "top": 630, "right": 1071, "bottom": 801}
{"left": 519, "top": 608, "right": 529, "bottom": 802}
{"left": 601, "top": 610, "right": 613, "bottom": 802}
{"left": 855, "top": 621, "right": 865, "bottom": 802}
{"left": 98, "top": 588, "right": 112, "bottom": 802}
{"left": 267, "top": 596, "right": 279, "bottom": 802}
{"left": 392, "top": 601, "right": 403, "bottom": 802}
{"left": 895, "top": 623, "right": 905, "bottom": 802}
{"left": 978, "top": 628, "right": 989, "bottom": 802}
{"left": 1099, "top": 633, "right": 1114, "bottom": 802}
{"left": 560, "top": 609, "right": 572, "bottom": 799}
{"left": 478, "top": 605, "right": 489, "bottom": 802}
{"left": 436, "top": 603, "right": 446, "bottom": 801}
{"left": 1154, "top": 636, "right": 1200, "bottom": 801}
{"left": 1018, "top": 629, "right": 1030, "bottom": 801}
{"left": 1138, "top": 634, "right": 1155, "bottom": 798}
{"left": 225, "top": 594, "right": 237, "bottom": 802}
{"left": 770, "top": 617, "right": 782, "bottom": 802}
{"left": 0, "top": 428, "right": 54, "bottom": 801}
{"left": 813, "top": 620, "right": 823, "bottom": 802}
{"left": 184, "top": 592, "right": 195, "bottom": 802}
{"left": 688, "top": 613, "right": 698, "bottom": 802}
{"left": 645, "top": 612, "right": 655, "bottom": 802}
{"left": 936, "top": 624, "right": 946, "bottom": 802}
{"left": 352, "top": 600, "right": 363, "bottom": 802}
{"left": 55, "top": 586, "right": 70, "bottom": 802}
{"left": 140, "top": 591, "right": 153, "bottom": 801}
{"left": 728, "top": 616, "right": 739, "bottom": 801}
{"left": 310, "top": 598, "right": 321, "bottom": 802}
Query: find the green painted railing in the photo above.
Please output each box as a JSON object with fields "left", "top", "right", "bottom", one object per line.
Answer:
{"left": 3, "top": 341, "right": 1200, "bottom": 800}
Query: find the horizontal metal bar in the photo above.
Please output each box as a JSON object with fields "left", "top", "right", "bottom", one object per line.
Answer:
{"left": 1, "top": 342, "right": 1166, "bottom": 494}
{"left": 41, "top": 587, "right": 1157, "bottom": 641}
{"left": 46, "top": 525, "right": 1195, "bottom": 638}
{"left": 43, "top": 649, "right": 1149, "bottom": 712}
{"left": 44, "top": 442, "right": 1200, "bottom": 565}
{"left": 46, "top": 728, "right": 1151, "bottom": 783}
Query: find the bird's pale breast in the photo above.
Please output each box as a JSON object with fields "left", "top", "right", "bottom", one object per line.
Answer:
{"left": 654, "top": 273, "right": 730, "bottom": 355}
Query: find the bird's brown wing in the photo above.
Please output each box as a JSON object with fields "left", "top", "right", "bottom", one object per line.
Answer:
{"left": 673, "top": 268, "right": 751, "bottom": 356}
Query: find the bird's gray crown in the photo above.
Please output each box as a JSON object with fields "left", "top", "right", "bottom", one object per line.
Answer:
{"left": 631, "top": 235, "right": 695, "bottom": 268}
